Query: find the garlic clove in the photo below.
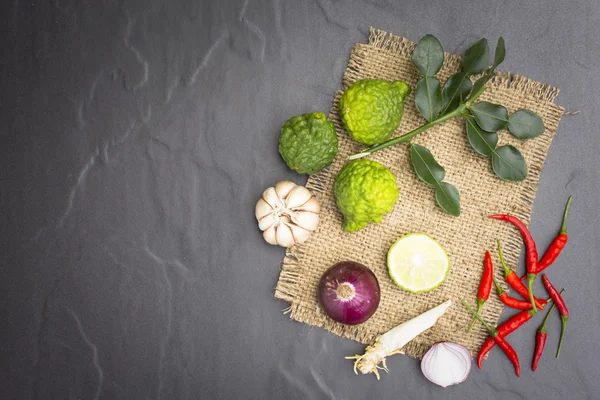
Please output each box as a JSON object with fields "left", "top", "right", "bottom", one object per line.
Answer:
{"left": 263, "top": 226, "right": 278, "bottom": 245}
{"left": 255, "top": 198, "right": 274, "bottom": 220}
{"left": 258, "top": 213, "right": 277, "bottom": 231}
{"left": 291, "top": 210, "right": 320, "bottom": 231}
{"left": 275, "top": 180, "right": 297, "bottom": 200}
{"left": 262, "top": 187, "right": 283, "bottom": 209}
{"left": 287, "top": 222, "right": 311, "bottom": 244}
{"left": 285, "top": 186, "right": 313, "bottom": 209}
{"left": 276, "top": 222, "right": 295, "bottom": 247}
{"left": 294, "top": 197, "right": 320, "bottom": 214}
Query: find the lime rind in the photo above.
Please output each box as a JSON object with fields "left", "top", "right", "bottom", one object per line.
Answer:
{"left": 387, "top": 233, "right": 450, "bottom": 294}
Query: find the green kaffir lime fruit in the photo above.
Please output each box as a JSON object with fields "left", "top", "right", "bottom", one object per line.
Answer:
{"left": 278, "top": 112, "right": 338, "bottom": 175}
{"left": 339, "top": 79, "right": 411, "bottom": 145}
{"left": 334, "top": 159, "right": 399, "bottom": 232}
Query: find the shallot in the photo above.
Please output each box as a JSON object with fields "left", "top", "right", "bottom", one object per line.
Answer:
{"left": 318, "top": 261, "right": 380, "bottom": 325}
{"left": 421, "top": 342, "right": 472, "bottom": 387}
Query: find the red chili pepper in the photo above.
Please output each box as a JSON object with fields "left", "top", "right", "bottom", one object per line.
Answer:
{"left": 463, "top": 300, "right": 520, "bottom": 376}
{"left": 538, "top": 197, "right": 572, "bottom": 271}
{"left": 477, "top": 310, "right": 533, "bottom": 369}
{"left": 532, "top": 300, "right": 557, "bottom": 371}
{"left": 497, "top": 240, "right": 547, "bottom": 310}
{"left": 468, "top": 250, "right": 494, "bottom": 332}
{"left": 542, "top": 274, "right": 569, "bottom": 358}
{"left": 490, "top": 214, "right": 539, "bottom": 311}
{"left": 478, "top": 289, "right": 563, "bottom": 369}
{"left": 493, "top": 277, "right": 532, "bottom": 310}
{"left": 492, "top": 332, "right": 521, "bottom": 377}
{"left": 520, "top": 196, "right": 573, "bottom": 281}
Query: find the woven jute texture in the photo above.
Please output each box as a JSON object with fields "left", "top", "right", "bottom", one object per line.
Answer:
{"left": 275, "top": 28, "right": 564, "bottom": 359}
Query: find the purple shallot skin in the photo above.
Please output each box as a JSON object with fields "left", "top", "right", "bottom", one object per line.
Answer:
{"left": 318, "top": 261, "right": 380, "bottom": 325}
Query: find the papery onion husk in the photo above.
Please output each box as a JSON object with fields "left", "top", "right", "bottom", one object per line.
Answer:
{"left": 421, "top": 342, "right": 472, "bottom": 387}
{"left": 318, "top": 261, "right": 380, "bottom": 325}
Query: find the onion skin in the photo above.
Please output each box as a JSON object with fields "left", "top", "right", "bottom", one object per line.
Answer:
{"left": 421, "top": 342, "right": 472, "bottom": 387}
{"left": 318, "top": 261, "right": 380, "bottom": 325}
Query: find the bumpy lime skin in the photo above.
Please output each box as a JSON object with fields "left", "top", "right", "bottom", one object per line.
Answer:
{"left": 278, "top": 112, "right": 338, "bottom": 175}
{"left": 339, "top": 79, "right": 411, "bottom": 145}
{"left": 334, "top": 159, "right": 399, "bottom": 232}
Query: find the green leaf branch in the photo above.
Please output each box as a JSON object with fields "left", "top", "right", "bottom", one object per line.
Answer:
{"left": 348, "top": 35, "right": 546, "bottom": 216}
{"left": 410, "top": 144, "right": 461, "bottom": 216}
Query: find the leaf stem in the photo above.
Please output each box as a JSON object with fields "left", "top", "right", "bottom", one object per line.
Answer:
{"left": 348, "top": 104, "right": 467, "bottom": 160}
{"left": 466, "top": 74, "right": 489, "bottom": 106}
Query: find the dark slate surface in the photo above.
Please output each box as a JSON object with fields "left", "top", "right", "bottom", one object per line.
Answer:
{"left": 2, "top": 0, "right": 600, "bottom": 399}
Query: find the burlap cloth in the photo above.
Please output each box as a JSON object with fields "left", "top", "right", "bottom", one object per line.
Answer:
{"left": 275, "top": 28, "right": 564, "bottom": 359}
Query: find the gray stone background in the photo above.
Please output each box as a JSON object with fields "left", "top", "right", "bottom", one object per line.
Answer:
{"left": 2, "top": 0, "right": 600, "bottom": 399}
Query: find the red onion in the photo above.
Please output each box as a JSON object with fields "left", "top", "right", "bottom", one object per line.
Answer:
{"left": 317, "top": 261, "right": 380, "bottom": 325}
{"left": 421, "top": 342, "right": 472, "bottom": 387}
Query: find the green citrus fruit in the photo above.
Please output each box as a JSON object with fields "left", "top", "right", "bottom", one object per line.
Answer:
{"left": 334, "top": 159, "right": 399, "bottom": 232}
{"left": 339, "top": 79, "right": 411, "bottom": 145}
{"left": 387, "top": 233, "right": 449, "bottom": 293}
{"left": 278, "top": 112, "right": 338, "bottom": 175}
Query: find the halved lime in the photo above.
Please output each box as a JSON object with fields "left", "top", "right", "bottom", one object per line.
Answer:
{"left": 387, "top": 233, "right": 449, "bottom": 293}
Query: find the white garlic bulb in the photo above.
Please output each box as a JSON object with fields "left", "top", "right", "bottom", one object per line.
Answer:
{"left": 255, "top": 181, "right": 320, "bottom": 247}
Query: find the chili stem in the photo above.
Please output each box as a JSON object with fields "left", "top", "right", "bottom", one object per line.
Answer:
{"left": 528, "top": 274, "right": 537, "bottom": 312}
{"left": 467, "top": 299, "right": 484, "bottom": 333}
{"left": 462, "top": 300, "right": 496, "bottom": 335}
{"left": 539, "top": 301, "right": 557, "bottom": 333}
{"left": 557, "top": 316, "right": 568, "bottom": 358}
{"left": 497, "top": 240, "right": 511, "bottom": 276}
{"left": 493, "top": 276, "right": 504, "bottom": 295}
{"left": 560, "top": 196, "right": 573, "bottom": 235}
